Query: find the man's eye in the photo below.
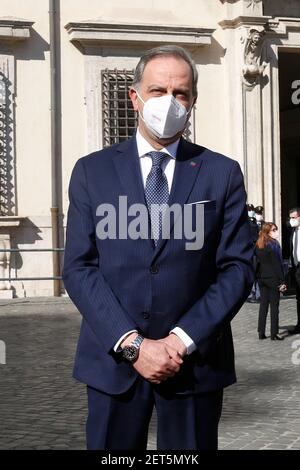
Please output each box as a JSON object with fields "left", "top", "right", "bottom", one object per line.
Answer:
{"left": 176, "top": 94, "right": 188, "bottom": 100}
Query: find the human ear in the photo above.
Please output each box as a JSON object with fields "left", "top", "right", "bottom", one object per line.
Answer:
{"left": 129, "top": 88, "right": 139, "bottom": 112}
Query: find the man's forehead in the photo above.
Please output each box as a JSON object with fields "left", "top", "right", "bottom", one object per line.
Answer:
{"left": 142, "top": 56, "right": 191, "bottom": 75}
{"left": 140, "top": 57, "right": 193, "bottom": 88}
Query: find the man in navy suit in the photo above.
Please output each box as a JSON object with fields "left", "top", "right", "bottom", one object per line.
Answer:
{"left": 62, "top": 45, "right": 254, "bottom": 450}
{"left": 289, "top": 207, "right": 300, "bottom": 334}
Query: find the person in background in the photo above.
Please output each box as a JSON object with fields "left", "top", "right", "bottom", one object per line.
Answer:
{"left": 248, "top": 204, "right": 259, "bottom": 244}
{"left": 252, "top": 205, "right": 265, "bottom": 301}
{"left": 254, "top": 206, "right": 264, "bottom": 231}
{"left": 247, "top": 203, "right": 260, "bottom": 302}
{"left": 288, "top": 207, "right": 300, "bottom": 334}
{"left": 256, "top": 223, "right": 287, "bottom": 340}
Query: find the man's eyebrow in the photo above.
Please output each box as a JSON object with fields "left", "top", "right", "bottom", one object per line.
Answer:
{"left": 147, "top": 84, "right": 167, "bottom": 91}
{"left": 147, "top": 85, "right": 190, "bottom": 94}
{"left": 173, "top": 87, "right": 190, "bottom": 94}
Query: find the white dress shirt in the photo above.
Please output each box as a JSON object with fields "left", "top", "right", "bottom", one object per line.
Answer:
{"left": 113, "top": 130, "right": 197, "bottom": 355}
{"left": 293, "top": 226, "right": 300, "bottom": 264}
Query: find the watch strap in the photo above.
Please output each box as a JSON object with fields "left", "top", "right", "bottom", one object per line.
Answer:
{"left": 130, "top": 334, "right": 144, "bottom": 349}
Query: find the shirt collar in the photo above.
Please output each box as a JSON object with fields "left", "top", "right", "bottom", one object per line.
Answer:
{"left": 136, "top": 128, "right": 180, "bottom": 160}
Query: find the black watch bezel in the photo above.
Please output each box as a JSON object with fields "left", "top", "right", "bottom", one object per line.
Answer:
{"left": 122, "top": 344, "right": 139, "bottom": 362}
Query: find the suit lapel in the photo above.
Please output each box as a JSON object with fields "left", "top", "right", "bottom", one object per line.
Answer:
{"left": 112, "top": 136, "right": 153, "bottom": 249}
{"left": 112, "top": 136, "right": 146, "bottom": 207}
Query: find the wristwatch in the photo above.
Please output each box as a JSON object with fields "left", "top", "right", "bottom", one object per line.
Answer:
{"left": 122, "top": 334, "right": 144, "bottom": 363}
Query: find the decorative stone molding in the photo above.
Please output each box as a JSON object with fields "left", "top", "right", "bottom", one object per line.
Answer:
{"left": 65, "top": 20, "right": 215, "bottom": 48}
{"left": 268, "top": 17, "right": 300, "bottom": 36}
{"left": 0, "top": 17, "right": 34, "bottom": 42}
{"left": 219, "top": 15, "right": 271, "bottom": 30}
{"left": 219, "top": 16, "right": 270, "bottom": 87}
{"left": 242, "top": 26, "right": 267, "bottom": 86}
{"left": 219, "top": 15, "right": 300, "bottom": 39}
{"left": 220, "top": 16, "right": 300, "bottom": 87}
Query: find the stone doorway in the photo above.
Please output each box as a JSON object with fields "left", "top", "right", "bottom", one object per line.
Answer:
{"left": 278, "top": 51, "right": 300, "bottom": 259}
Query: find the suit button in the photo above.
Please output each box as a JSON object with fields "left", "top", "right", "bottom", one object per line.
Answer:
{"left": 142, "top": 312, "right": 150, "bottom": 319}
{"left": 150, "top": 265, "right": 159, "bottom": 274}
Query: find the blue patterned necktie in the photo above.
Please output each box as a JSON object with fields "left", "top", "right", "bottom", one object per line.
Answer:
{"left": 144, "top": 151, "right": 170, "bottom": 246}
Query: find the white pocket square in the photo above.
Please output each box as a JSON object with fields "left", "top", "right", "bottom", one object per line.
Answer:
{"left": 186, "top": 200, "right": 213, "bottom": 205}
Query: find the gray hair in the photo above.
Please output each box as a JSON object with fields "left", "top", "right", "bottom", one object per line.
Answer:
{"left": 132, "top": 45, "right": 198, "bottom": 97}
{"left": 289, "top": 207, "right": 300, "bottom": 216}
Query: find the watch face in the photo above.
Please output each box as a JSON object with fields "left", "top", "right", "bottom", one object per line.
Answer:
{"left": 123, "top": 345, "right": 138, "bottom": 362}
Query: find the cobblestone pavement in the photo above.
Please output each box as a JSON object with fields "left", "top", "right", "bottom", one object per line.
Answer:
{"left": 0, "top": 296, "right": 299, "bottom": 450}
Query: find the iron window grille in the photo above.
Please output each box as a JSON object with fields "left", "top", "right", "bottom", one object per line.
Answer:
{"left": 102, "top": 68, "right": 137, "bottom": 147}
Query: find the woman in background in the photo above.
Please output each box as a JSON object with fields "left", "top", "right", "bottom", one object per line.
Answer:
{"left": 256, "top": 223, "right": 287, "bottom": 340}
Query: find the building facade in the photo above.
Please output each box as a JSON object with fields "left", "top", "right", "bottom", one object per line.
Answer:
{"left": 0, "top": 0, "right": 299, "bottom": 297}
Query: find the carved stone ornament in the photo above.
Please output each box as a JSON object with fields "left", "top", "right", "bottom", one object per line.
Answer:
{"left": 241, "top": 26, "right": 266, "bottom": 87}
{"left": 219, "top": 0, "right": 261, "bottom": 6}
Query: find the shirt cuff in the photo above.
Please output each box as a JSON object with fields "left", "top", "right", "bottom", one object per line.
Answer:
{"left": 170, "top": 327, "right": 197, "bottom": 355}
{"left": 113, "top": 330, "right": 138, "bottom": 353}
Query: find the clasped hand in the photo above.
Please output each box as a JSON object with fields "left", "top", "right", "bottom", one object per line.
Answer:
{"left": 133, "top": 336, "right": 186, "bottom": 384}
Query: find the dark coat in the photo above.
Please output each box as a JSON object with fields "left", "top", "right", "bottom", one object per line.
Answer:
{"left": 255, "top": 244, "right": 285, "bottom": 286}
{"left": 249, "top": 218, "right": 259, "bottom": 244}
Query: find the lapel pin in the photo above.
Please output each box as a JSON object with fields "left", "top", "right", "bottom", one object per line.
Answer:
{"left": 190, "top": 161, "right": 199, "bottom": 167}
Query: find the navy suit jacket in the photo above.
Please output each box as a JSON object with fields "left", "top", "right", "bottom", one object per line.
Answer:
{"left": 62, "top": 135, "right": 254, "bottom": 395}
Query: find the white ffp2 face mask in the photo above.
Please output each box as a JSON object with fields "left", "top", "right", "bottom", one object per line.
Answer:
{"left": 136, "top": 91, "right": 191, "bottom": 139}
{"left": 290, "top": 218, "right": 300, "bottom": 228}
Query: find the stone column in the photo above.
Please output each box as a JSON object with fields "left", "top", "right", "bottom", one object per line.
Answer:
{"left": 241, "top": 24, "right": 267, "bottom": 206}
